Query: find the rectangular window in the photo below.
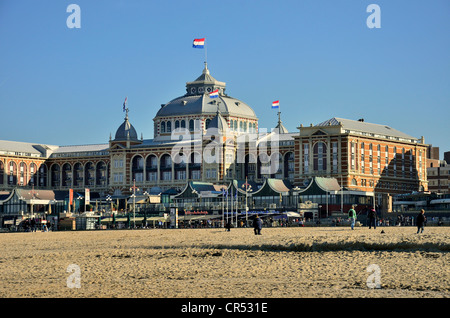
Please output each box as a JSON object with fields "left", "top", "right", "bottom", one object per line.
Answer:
{"left": 191, "top": 170, "right": 201, "bottom": 180}
{"left": 163, "top": 171, "right": 172, "bottom": 181}
{"left": 148, "top": 172, "right": 157, "bottom": 181}
{"left": 113, "top": 173, "right": 124, "bottom": 183}
{"left": 303, "top": 143, "right": 309, "bottom": 173}
{"left": 177, "top": 170, "right": 186, "bottom": 180}
{"left": 332, "top": 142, "right": 338, "bottom": 173}
{"left": 351, "top": 142, "right": 355, "bottom": 170}
{"left": 361, "top": 143, "right": 365, "bottom": 174}
{"left": 135, "top": 172, "right": 143, "bottom": 182}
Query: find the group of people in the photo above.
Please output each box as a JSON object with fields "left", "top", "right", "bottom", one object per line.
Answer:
{"left": 347, "top": 206, "right": 427, "bottom": 233}
{"left": 21, "top": 218, "right": 51, "bottom": 232}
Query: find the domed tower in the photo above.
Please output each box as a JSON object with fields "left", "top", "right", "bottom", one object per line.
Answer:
{"left": 111, "top": 108, "right": 142, "bottom": 148}
{"left": 153, "top": 63, "right": 258, "bottom": 141}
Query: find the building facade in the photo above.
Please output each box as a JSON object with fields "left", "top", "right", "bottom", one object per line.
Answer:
{"left": 0, "top": 64, "right": 429, "bottom": 217}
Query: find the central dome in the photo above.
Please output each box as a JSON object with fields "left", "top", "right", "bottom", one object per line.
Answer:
{"left": 153, "top": 63, "right": 258, "bottom": 139}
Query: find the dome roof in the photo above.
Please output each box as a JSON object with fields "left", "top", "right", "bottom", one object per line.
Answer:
{"left": 273, "top": 121, "right": 289, "bottom": 134}
{"left": 156, "top": 94, "right": 257, "bottom": 119}
{"left": 114, "top": 111, "right": 138, "bottom": 141}
{"left": 207, "top": 109, "right": 228, "bottom": 133}
{"left": 155, "top": 63, "right": 258, "bottom": 120}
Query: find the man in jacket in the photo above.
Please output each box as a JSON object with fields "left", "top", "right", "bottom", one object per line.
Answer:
{"left": 416, "top": 209, "right": 426, "bottom": 234}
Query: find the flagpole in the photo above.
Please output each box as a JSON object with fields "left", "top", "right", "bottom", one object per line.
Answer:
{"left": 226, "top": 188, "right": 228, "bottom": 224}
{"left": 231, "top": 184, "right": 233, "bottom": 226}
{"left": 205, "top": 39, "right": 207, "bottom": 65}
{"left": 236, "top": 188, "right": 238, "bottom": 227}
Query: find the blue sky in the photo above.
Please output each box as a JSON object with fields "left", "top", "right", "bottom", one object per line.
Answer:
{"left": 0, "top": 0, "right": 449, "bottom": 157}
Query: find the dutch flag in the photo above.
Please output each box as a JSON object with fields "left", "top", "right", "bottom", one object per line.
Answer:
{"left": 193, "top": 38, "right": 205, "bottom": 48}
{"left": 123, "top": 97, "right": 128, "bottom": 111}
{"left": 209, "top": 89, "right": 219, "bottom": 98}
{"left": 272, "top": 100, "right": 279, "bottom": 109}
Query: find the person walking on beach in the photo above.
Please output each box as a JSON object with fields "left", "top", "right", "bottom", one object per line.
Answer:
{"left": 416, "top": 209, "right": 426, "bottom": 234}
{"left": 30, "top": 218, "right": 36, "bottom": 232}
{"left": 368, "top": 207, "right": 377, "bottom": 229}
{"left": 253, "top": 215, "right": 262, "bottom": 235}
{"left": 348, "top": 207, "right": 357, "bottom": 230}
{"left": 225, "top": 220, "right": 232, "bottom": 232}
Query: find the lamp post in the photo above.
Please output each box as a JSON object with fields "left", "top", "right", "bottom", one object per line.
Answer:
{"left": 28, "top": 184, "right": 38, "bottom": 218}
{"left": 242, "top": 177, "right": 252, "bottom": 227}
{"left": 130, "top": 179, "right": 139, "bottom": 228}
{"left": 77, "top": 195, "right": 84, "bottom": 214}
{"left": 143, "top": 191, "right": 149, "bottom": 228}
{"left": 106, "top": 195, "right": 112, "bottom": 213}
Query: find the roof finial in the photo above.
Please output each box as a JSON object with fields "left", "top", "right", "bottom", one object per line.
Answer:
{"left": 203, "top": 61, "right": 209, "bottom": 75}
{"left": 125, "top": 107, "right": 129, "bottom": 120}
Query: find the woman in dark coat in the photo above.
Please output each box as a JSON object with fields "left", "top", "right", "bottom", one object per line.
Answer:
{"left": 368, "top": 208, "right": 377, "bottom": 229}
{"left": 416, "top": 209, "right": 426, "bottom": 234}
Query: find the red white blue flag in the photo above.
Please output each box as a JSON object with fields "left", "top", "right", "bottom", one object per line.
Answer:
{"left": 209, "top": 89, "right": 219, "bottom": 98}
{"left": 193, "top": 38, "right": 205, "bottom": 48}
{"left": 272, "top": 100, "right": 279, "bottom": 108}
{"left": 123, "top": 97, "right": 128, "bottom": 111}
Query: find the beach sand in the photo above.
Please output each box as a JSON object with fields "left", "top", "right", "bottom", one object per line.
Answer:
{"left": 0, "top": 226, "right": 449, "bottom": 298}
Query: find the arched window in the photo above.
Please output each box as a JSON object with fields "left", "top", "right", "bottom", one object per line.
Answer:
{"left": 73, "top": 163, "right": 83, "bottom": 187}
{"left": 0, "top": 161, "right": 4, "bottom": 185}
{"left": 161, "top": 121, "right": 166, "bottom": 133}
{"left": 51, "top": 164, "right": 60, "bottom": 187}
{"left": 189, "top": 119, "right": 194, "bottom": 131}
{"left": 38, "top": 164, "right": 47, "bottom": 187}
{"left": 166, "top": 121, "right": 172, "bottom": 133}
{"left": 9, "top": 161, "right": 17, "bottom": 185}
{"left": 175, "top": 120, "right": 180, "bottom": 129}
{"left": 132, "top": 156, "right": 144, "bottom": 182}
{"left": 180, "top": 120, "right": 186, "bottom": 129}
{"left": 96, "top": 162, "right": 107, "bottom": 186}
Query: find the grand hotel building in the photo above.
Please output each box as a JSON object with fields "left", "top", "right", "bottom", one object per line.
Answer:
{"left": 0, "top": 63, "right": 428, "bottom": 217}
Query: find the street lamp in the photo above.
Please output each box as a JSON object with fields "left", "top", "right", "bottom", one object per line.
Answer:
{"left": 28, "top": 184, "right": 38, "bottom": 218}
{"left": 130, "top": 179, "right": 139, "bottom": 228}
{"left": 242, "top": 177, "right": 252, "bottom": 227}
{"left": 77, "top": 195, "right": 84, "bottom": 214}
{"left": 106, "top": 195, "right": 112, "bottom": 213}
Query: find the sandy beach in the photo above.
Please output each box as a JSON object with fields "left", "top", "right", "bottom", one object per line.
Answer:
{"left": 0, "top": 226, "right": 449, "bottom": 298}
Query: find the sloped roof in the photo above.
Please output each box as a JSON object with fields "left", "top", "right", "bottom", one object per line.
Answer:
{"left": 187, "top": 64, "right": 226, "bottom": 87}
{"left": 173, "top": 181, "right": 224, "bottom": 199}
{"left": 316, "top": 117, "right": 417, "bottom": 140}
{"left": 251, "top": 178, "right": 293, "bottom": 196}
{"left": 52, "top": 144, "right": 109, "bottom": 154}
{"left": 0, "top": 140, "right": 57, "bottom": 156}
{"left": 297, "top": 177, "right": 342, "bottom": 196}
